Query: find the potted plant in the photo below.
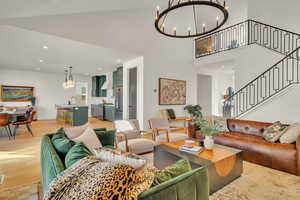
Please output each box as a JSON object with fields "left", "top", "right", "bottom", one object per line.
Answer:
{"left": 184, "top": 104, "right": 203, "bottom": 119}
{"left": 193, "top": 116, "right": 220, "bottom": 150}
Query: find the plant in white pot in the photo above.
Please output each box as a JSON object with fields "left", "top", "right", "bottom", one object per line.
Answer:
{"left": 193, "top": 116, "right": 220, "bottom": 150}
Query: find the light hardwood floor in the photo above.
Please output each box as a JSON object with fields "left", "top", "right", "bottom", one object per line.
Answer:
{"left": 0, "top": 118, "right": 114, "bottom": 191}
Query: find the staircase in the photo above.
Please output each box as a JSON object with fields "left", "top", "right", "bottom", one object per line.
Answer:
{"left": 195, "top": 20, "right": 300, "bottom": 118}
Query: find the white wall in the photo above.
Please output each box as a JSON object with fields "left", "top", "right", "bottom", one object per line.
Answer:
{"left": 0, "top": 68, "right": 91, "bottom": 120}
{"left": 234, "top": 45, "right": 283, "bottom": 89}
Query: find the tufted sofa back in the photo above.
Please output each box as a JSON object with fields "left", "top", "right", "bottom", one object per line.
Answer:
{"left": 227, "top": 119, "right": 272, "bottom": 137}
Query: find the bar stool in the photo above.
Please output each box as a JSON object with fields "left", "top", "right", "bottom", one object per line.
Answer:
{"left": 0, "top": 113, "right": 12, "bottom": 140}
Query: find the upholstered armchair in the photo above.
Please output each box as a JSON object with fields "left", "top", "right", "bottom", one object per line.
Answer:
{"left": 149, "top": 118, "right": 188, "bottom": 143}
{"left": 114, "top": 120, "right": 155, "bottom": 155}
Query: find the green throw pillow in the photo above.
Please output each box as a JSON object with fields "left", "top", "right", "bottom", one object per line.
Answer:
{"left": 152, "top": 159, "right": 192, "bottom": 186}
{"left": 52, "top": 128, "right": 75, "bottom": 158}
{"left": 65, "top": 142, "right": 92, "bottom": 168}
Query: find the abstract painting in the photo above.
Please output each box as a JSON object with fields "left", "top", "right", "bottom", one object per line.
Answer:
{"left": 159, "top": 78, "right": 186, "bottom": 105}
{"left": 1, "top": 85, "right": 35, "bottom": 102}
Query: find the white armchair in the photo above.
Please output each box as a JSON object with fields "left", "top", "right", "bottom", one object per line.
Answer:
{"left": 114, "top": 120, "right": 155, "bottom": 155}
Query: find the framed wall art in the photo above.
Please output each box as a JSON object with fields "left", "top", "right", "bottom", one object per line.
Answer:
{"left": 0, "top": 85, "right": 35, "bottom": 102}
{"left": 159, "top": 78, "right": 186, "bottom": 105}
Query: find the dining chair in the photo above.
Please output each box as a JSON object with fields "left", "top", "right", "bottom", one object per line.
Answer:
{"left": 0, "top": 113, "right": 12, "bottom": 140}
{"left": 12, "top": 110, "right": 36, "bottom": 139}
{"left": 149, "top": 118, "right": 189, "bottom": 143}
{"left": 114, "top": 119, "right": 155, "bottom": 155}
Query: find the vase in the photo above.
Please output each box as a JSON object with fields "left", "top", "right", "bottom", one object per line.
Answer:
{"left": 204, "top": 136, "right": 214, "bottom": 150}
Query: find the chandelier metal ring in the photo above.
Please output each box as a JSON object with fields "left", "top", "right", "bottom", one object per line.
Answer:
{"left": 154, "top": 1, "right": 229, "bottom": 38}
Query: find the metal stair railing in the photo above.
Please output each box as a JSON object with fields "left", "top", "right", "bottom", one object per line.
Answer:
{"left": 195, "top": 20, "right": 300, "bottom": 118}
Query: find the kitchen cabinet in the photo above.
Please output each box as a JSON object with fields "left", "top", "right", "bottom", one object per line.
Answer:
{"left": 92, "top": 75, "right": 107, "bottom": 97}
{"left": 104, "top": 104, "right": 115, "bottom": 122}
{"left": 56, "top": 105, "right": 88, "bottom": 126}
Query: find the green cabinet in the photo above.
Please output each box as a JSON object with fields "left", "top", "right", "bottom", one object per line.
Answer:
{"left": 56, "top": 106, "right": 88, "bottom": 126}
{"left": 113, "top": 67, "right": 123, "bottom": 96}
{"left": 104, "top": 105, "right": 115, "bottom": 122}
{"left": 92, "top": 75, "right": 107, "bottom": 97}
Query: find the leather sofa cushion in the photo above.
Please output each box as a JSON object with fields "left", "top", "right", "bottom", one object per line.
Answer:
{"left": 227, "top": 119, "right": 272, "bottom": 137}
{"left": 215, "top": 133, "right": 297, "bottom": 174}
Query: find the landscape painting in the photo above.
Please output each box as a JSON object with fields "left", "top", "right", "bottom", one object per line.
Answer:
{"left": 195, "top": 36, "right": 214, "bottom": 57}
{"left": 159, "top": 78, "right": 186, "bottom": 105}
{"left": 1, "top": 85, "right": 35, "bottom": 102}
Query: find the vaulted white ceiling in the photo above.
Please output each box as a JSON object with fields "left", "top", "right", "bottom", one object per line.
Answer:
{"left": 0, "top": 0, "right": 248, "bottom": 74}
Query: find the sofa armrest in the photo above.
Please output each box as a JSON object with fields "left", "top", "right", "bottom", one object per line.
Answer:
{"left": 138, "top": 167, "right": 209, "bottom": 200}
{"left": 296, "top": 135, "right": 300, "bottom": 150}
{"left": 41, "top": 134, "right": 65, "bottom": 194}
{"left": 94, "top": 130, "right": 116, "bottom": 147}
{"left": 296, "top": 135, "right": 300, "bottom": 176}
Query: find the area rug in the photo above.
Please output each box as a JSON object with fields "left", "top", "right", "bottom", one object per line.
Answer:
{"left": 210, "top": 162, "right": 300, "bottom": 200}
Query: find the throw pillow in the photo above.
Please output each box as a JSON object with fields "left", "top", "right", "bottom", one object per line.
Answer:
{"left": 52, "top": 128, "right": 75, "bottom": 158}
{"left": 212, "top": 116, "right": 229, "bottom": 132}
{"left": 263, "top": 121, "right": 288, "bottom": 142}
{"left": 94, "top": 147, "right": 146, "bottom": 169}
{"left": 72, "top": 126, "right": 102, "bottom": 152}
{"left": 152, "top": 159, "right": 192, "bottom": 186}
{"left": 65, "top": 123, "right": 89, "bottom": 140}
{"left": 126, "top": 163, "right": 157, "bottom": 199}
{"left": 65, "top": 142, "right": 92, "bottom": 168}
{"left": 280, "top": 123, "right": 300, "bottom": 144}
{"left": 167, "top": 109, "right": 176, "bottom": 119}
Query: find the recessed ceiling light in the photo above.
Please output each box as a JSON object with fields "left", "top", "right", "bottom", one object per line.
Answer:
{"left": 35, "top": 67, "right": 41, "bottom": 71}
{"left": 97, "top": 67, "right": 103, "bottom": 71}
{"left": 43, "top": 45, "right": 48, "bottom": 49}
{"left": 39, "top": 59, "right": 44, "bottom": 63}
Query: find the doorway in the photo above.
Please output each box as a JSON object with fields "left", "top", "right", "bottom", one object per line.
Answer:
{"left": 128, "top": 67, "right": 137, "bottom": 119}
{"left": 197, "top": 74, "right": 212, "bottom": 115}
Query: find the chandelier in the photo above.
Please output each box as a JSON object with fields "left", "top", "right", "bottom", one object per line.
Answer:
{"left": 63, "top": 66, "right": 75, "bottom": 89}
{"left": 154, "top": 0, "right": 229, "bottom": 38}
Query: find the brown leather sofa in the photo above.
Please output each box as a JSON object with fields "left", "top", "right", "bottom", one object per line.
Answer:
{"left": 188, "top": 119, "right": 300, "bottom": 176}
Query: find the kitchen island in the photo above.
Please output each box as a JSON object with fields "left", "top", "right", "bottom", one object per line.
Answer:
{"left": 56, "top": 105, "right": 88, "bottom": 126}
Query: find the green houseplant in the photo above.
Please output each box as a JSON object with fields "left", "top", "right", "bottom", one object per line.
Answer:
{"left": 193, "top": 116, "right": 220, "bottom": 150}
{"left": 184, "top": 104, "right": 202, "bottom": 119}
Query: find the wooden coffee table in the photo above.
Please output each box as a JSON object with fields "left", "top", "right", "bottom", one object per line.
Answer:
{"left": 154, "top": 140, "right": 243, "bottom": 194}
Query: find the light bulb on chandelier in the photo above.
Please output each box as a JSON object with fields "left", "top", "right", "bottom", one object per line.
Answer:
{"left": 154, "top": 0, "right": 229, "bottom": 38}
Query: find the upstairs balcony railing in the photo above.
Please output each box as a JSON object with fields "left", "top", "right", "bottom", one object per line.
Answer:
{"left": 195, "top": 20, "right": 300, "bottom": 118}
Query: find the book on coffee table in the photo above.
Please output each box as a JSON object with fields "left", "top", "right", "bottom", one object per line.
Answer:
{"left": 179, "top": 145, "right": 203, "bottom": 154}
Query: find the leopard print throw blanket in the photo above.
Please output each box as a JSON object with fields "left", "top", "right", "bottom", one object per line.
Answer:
{"left": 44, "top": 156, "right": 156, "bottom": 200}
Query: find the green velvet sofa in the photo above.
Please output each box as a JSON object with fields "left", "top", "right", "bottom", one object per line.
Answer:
{"left": 40, "top": 128, "right": 209, "bottom": 200}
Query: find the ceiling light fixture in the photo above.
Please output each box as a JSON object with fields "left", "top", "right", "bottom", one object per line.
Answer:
{"left": 154, "top": 0, "right": 229, "bottom": 38}
{"left": 43, "top": 45, "right": 48, "bottom": 49}
{"left": 63, "top": 66, "right": 75, "bottom": 89}
{"left": 39, "top": 59, "right": 44, "bottom": 63}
